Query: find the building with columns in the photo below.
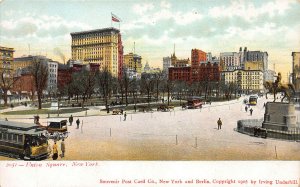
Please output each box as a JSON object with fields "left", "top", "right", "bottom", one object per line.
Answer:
{"left": 292, "top": 52, "right": 300, "bottom": 91}
{"left": 70, "top": 27, "right": 123, "bottom": 79}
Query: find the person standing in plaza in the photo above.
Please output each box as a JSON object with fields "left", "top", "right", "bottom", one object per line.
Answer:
{"left": 124, "top": 112, "right": 127, "bottom": 121}
{"left": 76, "top": 118, "right": 80, "bottom": 129}
{"left": 217, "top": 118, "right": 222, "bottom": 130}
{"left": 245, "top": 105, "right": 248, "bottom": 112}
{"left": 60, "top": 139, "right": 65, "bottom": 158}
{"left": 69, "top": 115, "right": 73, "bottom": 126}
{"left": 250, "top": 108, "right": 253, "bottom": 116}
{"left": 52, "top": 141, "right": 58, "bottom": 160}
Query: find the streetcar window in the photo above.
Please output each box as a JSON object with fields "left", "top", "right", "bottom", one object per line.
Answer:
{"left": 13, "top": 134, "right": 18, "bottom": 142}
{"left": 8, "top": 133, "right": 12, "bottom": 141}
{"left": 3, "top": 133, "right": 7, "bottom": 141}
{"left": 17, "top": 135, "right": 23, "bottom": 143}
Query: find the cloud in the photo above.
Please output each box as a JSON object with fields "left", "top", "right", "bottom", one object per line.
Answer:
{"left": 0, "top": 14, "right": 91, "bottom": 39}
{"left": 208, "top": 0, "right": 296, "bottom": 22}
{"left": 132, "top": 3, "right": 154, "bottom": 15}
{"left": 160, "top": 1, "right": 171, "bottom": 9}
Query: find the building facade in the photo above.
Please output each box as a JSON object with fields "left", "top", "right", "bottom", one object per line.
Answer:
{"left": 162, "top": 56, "right": 171, "bottom": 76}
{"left": 0, "top": 46, "right": 14, "bottom": 78}
{"left": 123, "top": 53, "right": 142, "bottom": 75}
{"left": 70, "top": 27, "right": 123, "bottom": 78}
{"left": 292, "top": 52, "right": 300, "bottom": 91}
{"left": 168, "top": 66, "right": 191, "bottom": 82}
{"left": 220, "top": 52, "right": 241, "bottom": 71}
{"left": 14, "top": 56, "right": 59, "bottom": 93}
{"left": 222, "top": 69, "right": 264, "bottom": 94}
{"left": 191, "top": 49, "right": 206, "bottom": 81}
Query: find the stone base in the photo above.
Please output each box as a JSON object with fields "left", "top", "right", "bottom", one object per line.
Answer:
{"left": 262, "top": 102, "right": 298, "bottom": 131}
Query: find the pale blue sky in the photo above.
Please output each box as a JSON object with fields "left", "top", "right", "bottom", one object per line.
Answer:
{"left": 0, "top": 0, "right": 300, "bottom": 78}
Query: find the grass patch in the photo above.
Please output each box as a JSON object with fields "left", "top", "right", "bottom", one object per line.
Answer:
{"left": 2, "top": 108, "right": 88, "bottom": 115}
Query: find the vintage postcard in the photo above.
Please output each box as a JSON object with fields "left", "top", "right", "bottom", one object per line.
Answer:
{"left": 0, "top": 0, "right": 299, "bottom": 186}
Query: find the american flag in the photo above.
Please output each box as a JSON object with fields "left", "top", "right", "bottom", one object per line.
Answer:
{"left": 111, "top": 13, "right": 121, "bottom": 22}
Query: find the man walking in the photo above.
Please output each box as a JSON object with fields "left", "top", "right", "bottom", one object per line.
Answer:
{"left": 124, "top": 112, "right": 127, "bottom": 121}
{"left": 217, "top": 118, "right": 222, "bottom": 130}
{"left": 60, "top": 139, "right": 65, "bottom": 158}
{"left": 69, "top": 115, "right": 73, "bottom": 126}
{"left": 76, "top": 118, "right": 80, "bottom": 129}
{"left": 245, "top": 105, "right": 248, "bottom": 112}
{"left": 250, "top": 108, "right": 253, "bottom": 116}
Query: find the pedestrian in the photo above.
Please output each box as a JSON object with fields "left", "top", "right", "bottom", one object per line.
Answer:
{"left": 69, "top": 115, "right": 73, "bottom": 126}
{"left": 76, "top": 118, "right": 80, "bottom": 129}
{"left": 217, "top": 118, "right": 222, "bottom": 130}
{"left": 263, "top": 103, "right": 266, "bottom": 108}
{"left": 124, "top": 112, "right": 127, "bottom": 121}
{"left": 250, "top": 108, "right": 253, "bottom": 116}
{"left": 60, "top": 139, "right": 65, "bottom": 158}
{"left": 52, "top": 141, "right": 58, "bottom": 160}
{"left": 245, "top": 105, "right": 248, "bottom": 112}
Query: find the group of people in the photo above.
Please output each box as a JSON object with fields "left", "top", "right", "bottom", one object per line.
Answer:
{"left": 50, "top": 139, "right": 65, "bottom": 160}
{"left": 68, "top": 115, "right": 80, "bottom": 129}
{"left": 244, "top": 105, "right": 253, "bottom": 116}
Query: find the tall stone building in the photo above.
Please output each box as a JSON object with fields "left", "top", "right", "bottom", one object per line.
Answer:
{"left": 162, "top": 56, "right": 171, "bottom": 76}
{"left": 70, "top": 27, "right": 123, "bottom": 79}
{"left": 292, "top": 52, "right": 300, "bottom": 91}
{"left": 123, "top": 53, "right": 142, "bottom": 75}
{"left": 220, "top": 52, "right": 241, "bottom": 71}
{"left": 222, "top": 69, "right": 264, "bottom": 94}
{"left": 14, "top": 56, "right": 58, "bottom": 94}
{"left": 0, "top": 46, "right": 14, "bottom": 78}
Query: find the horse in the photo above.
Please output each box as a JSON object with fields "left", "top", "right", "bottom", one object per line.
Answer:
{"left": 264, "top": 81, "right": 295, "bottom": 102}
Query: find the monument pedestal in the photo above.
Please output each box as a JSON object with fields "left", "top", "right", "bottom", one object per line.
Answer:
{"left": 262, "top": 102, "right": 298, "bottom": 131}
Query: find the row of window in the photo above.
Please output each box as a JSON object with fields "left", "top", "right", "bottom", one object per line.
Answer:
{"left": 0, "top": 132, "right": 23, "bottom": 143}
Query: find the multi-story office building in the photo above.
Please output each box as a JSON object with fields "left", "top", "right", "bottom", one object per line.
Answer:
{"left": 70, "top": 27, "right": 123, "bottom": 79}
{"left": 221, "top": 69, "right": 264, "bottom": 94}
{"left": 162, "top": 57, "right": 171, "bottom": 76}
{"left": 220, "top": 52, "right": 241, "bottom": 71}
{"left": 244, "top": 61, "right": 264, "bottom": 71}
{"left": 292, "top": 52, "right": 300, "bottom": 91}
{"left": 14, "top": 56, "right": 58, "bottom": 94}
{"left": 168, "top": 66, "right": 191, "bottom": 82}
{"left": 123, "top": 52, "right": 142, "bottom": 75}
{"left": 191, "top": 49, "right": 206, "bottom": 81}
{"left": 0, "top": 46, "right": 14, "bottom": 78}
{"left": 171, "top": 52, "right": 190, "bottom": 67}
{"left": 47, "top": 61, "right": 58, "bottom": 93}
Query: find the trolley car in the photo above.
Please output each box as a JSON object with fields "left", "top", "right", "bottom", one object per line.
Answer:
{"left": 0, "top": 120, "right": 49, "bottom": 160}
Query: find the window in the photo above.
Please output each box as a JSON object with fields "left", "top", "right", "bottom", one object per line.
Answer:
{"left": 18, "top": 135, "right": 23, "bottom": 143}
{"left": 8, "top": 133, "right": 12, "bottom": 141}
{"left": 13, "top": 134, "right": 17, "bottom": 142}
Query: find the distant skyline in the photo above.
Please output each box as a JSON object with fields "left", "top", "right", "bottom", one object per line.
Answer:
{"left": 1, "top": 0, "right": 300, "bottom": 81}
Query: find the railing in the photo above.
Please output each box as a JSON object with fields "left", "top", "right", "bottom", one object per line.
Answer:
{"left": 236, "top": 119, "right": 300, "bottom": 141}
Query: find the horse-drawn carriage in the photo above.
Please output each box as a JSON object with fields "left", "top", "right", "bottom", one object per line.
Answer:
{"left": 253, "top": 126, "right": 267, "bottom": 138}
{"left": 157, "top": 105, "right": 175, "bottom": 112}
{"left": 35, "top": 119, "right": 68, "bottom": 140}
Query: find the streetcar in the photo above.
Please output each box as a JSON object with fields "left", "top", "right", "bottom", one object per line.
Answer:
{"left": 0, "top": 120, "right": 49, "bottom": 160}
{"left": 187, "top": 97, "right": 203, "bottom": 109}
{"left": 248, "top": 95, "right": 258, "bottom": 106}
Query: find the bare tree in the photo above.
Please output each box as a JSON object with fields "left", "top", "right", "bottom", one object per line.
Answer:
{"left": 29, "top": 57, "right": 48, "bottom": 109}
{"left": 0, "top": 68, "right": 19, "bottom": 106}
{"left": 96, "top": 68, "right": 114, "bottom": 111}
{"left": 72, "top": 69, "right": 97, "bottom": 108}
{"left": 165, "top": 80, "right": 174, "bottom": 106}
{"left": 153, "top": 71, "right": 164, "bottom": 102}
{"left": 141, "top": 73, "right": 155, "bottom": 108}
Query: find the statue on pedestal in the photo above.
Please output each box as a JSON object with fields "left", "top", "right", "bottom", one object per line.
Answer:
{"left": 264, "top": 72, "right": 295, "bottom": 102}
